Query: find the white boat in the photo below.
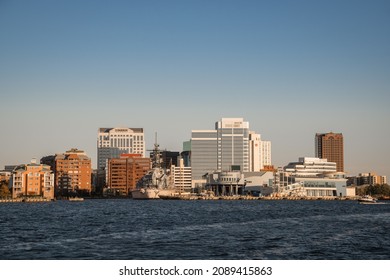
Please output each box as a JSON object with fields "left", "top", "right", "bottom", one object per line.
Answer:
{"left": 358, "top": 195, "right": 377, "bottom": 204}
{"left": 68, "top": 197, "right": 84, "bottom": 202}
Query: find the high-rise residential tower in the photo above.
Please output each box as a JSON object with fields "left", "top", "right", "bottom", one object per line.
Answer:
{"left": 315, "top": 132, "right": 344, "bottom": 172}
{"left": 55, "top": 148, "right": 92, "bottom": 196}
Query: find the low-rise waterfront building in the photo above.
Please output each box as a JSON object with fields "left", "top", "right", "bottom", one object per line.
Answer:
{"left": 205, "top": 170, "right": 245, "bottom": 196}
{"left": 171, "top": 158, "right": 192, "bottom": 193}
{"left": 280, "top": 157, "right": 355, "bottom": 197}
{"left": 106, "top": 154, "right": 150, "bottom": 196}
{"left": 243, "top": 171, "right": 275, "bottom": 196}
{"left": 295, "top": 173, "right": 354, "bottom": 197}
{"left": 348, "top": 172, "right": 388, "bottom": 186}
{"left": 10, "top": 159, "right": 54, "bottom": 199}
{"left": 285, "top": 157, "right": 337, "bottom": 176}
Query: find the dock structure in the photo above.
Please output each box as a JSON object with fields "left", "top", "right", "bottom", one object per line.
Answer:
{"left": 0, "top": 197, "right": 53, "bottom": 203}
{"left": 204, "top": 171, "right": 246, "bottom": 196}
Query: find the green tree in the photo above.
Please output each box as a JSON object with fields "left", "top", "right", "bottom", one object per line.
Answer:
{"left": 361, "top": 184, "right": 390, "bottom": 197}
{"left": 0, "top": 181, "right": 11, "bottom": 198}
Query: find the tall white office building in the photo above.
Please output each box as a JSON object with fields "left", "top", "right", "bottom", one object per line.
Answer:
{"left": 216, "top": 118, "right": 250, "bottom": 172}
{"left": 191, "top": 118, "right": 270, "bottom": 180}
{"left": 249, "top": 132, "right": 272, "bottom": 171}
{"left": 260, "top": 140, "right": 272, "bottom": 169}
{"left": 249, "top": 131, "right": 261, "bottom": 172}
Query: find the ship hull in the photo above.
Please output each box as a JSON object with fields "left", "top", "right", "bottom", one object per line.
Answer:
{"left": 131, "top": 188, "right": 177, "bottom": 199}
{"left": 131, "top": 188, "right": 160, "bottom": 199}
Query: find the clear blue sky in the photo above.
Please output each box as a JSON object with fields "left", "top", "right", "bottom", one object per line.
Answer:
{"left": 1, "top": 0, "right": 389, "bottom": 179}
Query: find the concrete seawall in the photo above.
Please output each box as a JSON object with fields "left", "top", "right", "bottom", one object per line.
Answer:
{"left": 0, "top": 197, "right": 53, "bottom": 203}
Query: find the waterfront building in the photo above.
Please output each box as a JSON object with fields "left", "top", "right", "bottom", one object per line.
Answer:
{"left": 204, "top": 170, "right": 275, "bottom": 197}
{"left": 190, "top": 118, "right": 271, "bottom": 182}
{"left": 216, "top": 118, "right": 250, "bottom": 172}
{"left": 171, "top": 158, "right": 192, "bottom": 193}
{"left": 282, "top": 157, "right": 354, "bottom": 197}
{"left": 285, "top": 157, "right": 337, "bottom": 177}
{"left": 10, "top": 159, "right": 54, "bottom": 199}
{"left": 315, "top": 132, "right": 344, "bottom": 172}
{"left": 205, "top": 170, "right": 245, "bottom": 196}
{"left": 249, "top": 131, "right": 261, "bottom": 172}
{"left": 349, "top": 172, "right": 388, "bottom": 186}
{"left": 106, "top": 154, "right": 150, "bottom": 196}
{"left": 378, "top": 175, "right": 387, "bottom": 185}
{"left": 244, "top": 171, "right": 275, "bottom": 196}
{"left": 294, "top": 174, "right": 353, "bottom": 197}
{"left": 191, "top": 129, "right": 218, "bottom": 181}
{"left": 191, "top": 118, "right": 250, "bottom": 181}
{"left": 249, "top": 134, "right": 272, "bottom": 171}
{"left": 55, "top": 148, "right": 92, "bottom": 196}
{"left": 261, "top": 165, "right": 277, "bottom": 172}
{"left": 97, "top": 127, "right": 145, "bottom": 191}
{"left": 260, "top": 140, "right": 272, "bottom": 169}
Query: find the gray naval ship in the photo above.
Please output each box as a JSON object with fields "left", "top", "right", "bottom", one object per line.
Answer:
{"left": 131, "top": 141, "right": 175, "bottom": 199}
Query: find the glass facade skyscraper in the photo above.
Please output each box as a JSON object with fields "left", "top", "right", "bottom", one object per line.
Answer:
{"left": 191, "top": 118, "right": 252, "bottom": 180}
{"left": 216, "top": 118, "right": 250, "bottom": 173}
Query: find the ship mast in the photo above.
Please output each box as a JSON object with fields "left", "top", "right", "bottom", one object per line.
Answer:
{"left": 151, "top": 132, "right": 162, "bottom": 169}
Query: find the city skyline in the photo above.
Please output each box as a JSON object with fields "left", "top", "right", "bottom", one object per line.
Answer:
{"left": 1, "top": 0, "right": 389, "bottom": 179}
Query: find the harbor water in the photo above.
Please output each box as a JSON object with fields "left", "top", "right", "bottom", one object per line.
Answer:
{"left": 1, "top": 199, "right": 390, "bottom": 259}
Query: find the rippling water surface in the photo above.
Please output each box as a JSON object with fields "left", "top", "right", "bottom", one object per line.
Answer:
{"left": 1, "top": 199, "right": 390, "bottom": 259}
